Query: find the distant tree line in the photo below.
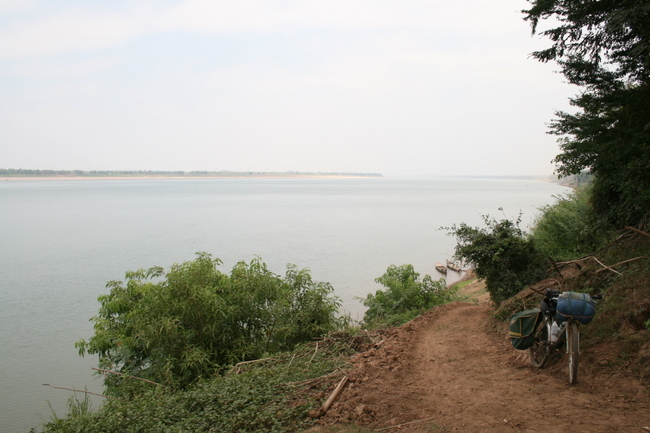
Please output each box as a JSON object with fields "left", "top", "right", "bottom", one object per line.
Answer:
{"left": 0, "top": 169, "right": 382, "bottom": 177}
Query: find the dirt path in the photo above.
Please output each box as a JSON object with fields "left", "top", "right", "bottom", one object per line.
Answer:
{"left": 316, "top": 301, "right": 650, "bottom": 432}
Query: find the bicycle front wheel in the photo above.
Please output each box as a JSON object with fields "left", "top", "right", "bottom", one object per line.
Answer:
{"left": 530, "top": 317, "right": 551, "bottom": 368}
{"left": 567, "top": 321, "right": 580, "bottom": 384}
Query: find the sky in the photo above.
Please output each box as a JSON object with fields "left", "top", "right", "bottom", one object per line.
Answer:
{"left": 0, "top": 0, "right": 576, "bottom": 176}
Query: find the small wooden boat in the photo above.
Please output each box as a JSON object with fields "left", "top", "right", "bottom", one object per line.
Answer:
{"left": 446, "top": 260, "right": 462, "bottom": 273}
{"left": 435, "top": 262, "right": 447, "bottom": 274}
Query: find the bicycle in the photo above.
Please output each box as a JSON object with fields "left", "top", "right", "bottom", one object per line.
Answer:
{"left": 529, "top": 289, "right": 601, "bottom": 384}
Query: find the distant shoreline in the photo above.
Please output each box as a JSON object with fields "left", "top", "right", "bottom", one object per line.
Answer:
{"left": 2, "top": 174, "right": 380, "bottom": 181}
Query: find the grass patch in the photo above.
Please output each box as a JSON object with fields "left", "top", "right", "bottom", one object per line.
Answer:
{"left": 451, "top": 279, "right": 476, "bottom": 290}
{"left": 36, "top": 339, "right": 357, "bottom": 433}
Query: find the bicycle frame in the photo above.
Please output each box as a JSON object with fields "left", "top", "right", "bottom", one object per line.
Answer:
{"left": 529, "top": 289, "right": 584, "bottom": 384}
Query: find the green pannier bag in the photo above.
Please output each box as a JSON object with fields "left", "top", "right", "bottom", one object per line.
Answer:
{"left": 509, "top": 308, "right": 541, "bottom": 350}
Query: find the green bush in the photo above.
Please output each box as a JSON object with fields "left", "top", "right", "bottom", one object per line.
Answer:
{"left": 76, "top": 253, "right": 343, "bottom": 390}
{"left": 360, "top": 264, "right": 457, "bottom": 326}
{"left": 37, "top": 341, "right": 353, "bottom": 433}
{"left": 532, "top": 185, "right": 612, "bottom": 261}
{"left": 445, "top": 215, "right": 546, "bottom": 305}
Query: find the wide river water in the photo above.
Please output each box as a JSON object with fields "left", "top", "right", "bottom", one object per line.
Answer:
{"left": 0, "top": 176, "right": 567, "bottom": 432}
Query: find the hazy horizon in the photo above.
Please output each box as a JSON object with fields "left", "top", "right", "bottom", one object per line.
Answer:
{"left": 0, "top": 1, "right": 574, "bottom": 177}
{"left": 1, "top": 168, "right": 560, "bottom": 179}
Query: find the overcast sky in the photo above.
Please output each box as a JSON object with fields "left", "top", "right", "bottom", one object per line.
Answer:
{"left": 0, "top": 0, "right": 575, "bottom": 176}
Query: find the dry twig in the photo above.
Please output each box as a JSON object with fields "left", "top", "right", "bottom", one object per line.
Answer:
{"left": 625, "top": 226, "right": 650, "bottom": 238}
{"left": 315, "top": 376, "right": 348, "bottom": 417}
{"left": 596, "top": 257, "right": 650, "bottom": 274}
{"left": 92, "top": 367, "right": 167, "bottom": 387}
{"left": 228, "top": 356, "right": 279, "bottom": 375}
{"left": 42, "top": 384, "right": 117, "bottom": 400}
{"left": 309, "top": 342, "right": 319, "bottom": 363}
{"left": 592, "top": 256, "right": 623, "bottom": 276}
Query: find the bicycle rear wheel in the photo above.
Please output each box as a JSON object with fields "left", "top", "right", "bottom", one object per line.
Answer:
{"left": 530, "top": 317, "right": 551, "bottom": 368}
{"left": 567, "top": 321, "right": 580, "bottom": 384}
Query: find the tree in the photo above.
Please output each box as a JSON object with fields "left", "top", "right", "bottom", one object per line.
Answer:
{"left": 523, "top": 0, "right": 650, "bottom": 226}
{"left": 361, "top": 264, "right": 456, "bottom": 326}
{"left": 76, "top": 253, "right": 342, "bottom": 389}
{"left": 446, "top": 215, "right": 547, "bottom": 304}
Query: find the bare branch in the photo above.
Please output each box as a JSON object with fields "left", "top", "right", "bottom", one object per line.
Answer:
{"left": 92, "top": 367, "right": 167, "bottom": 388}
{"left": 625, "top": 226, "right": 650, "bottom": 238}
{"left": 596, "top": 257, "right": 650, "bottom": 274}
{"left": 42, "top": 384, "right": 117, "bottom": 400}
{"left": 315, "top": 376, "right": 348, "bottom": 417}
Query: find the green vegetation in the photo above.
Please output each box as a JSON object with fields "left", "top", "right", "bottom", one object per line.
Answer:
{"left": 35, "top": 256, "right": 461, "bottom": 432}
{"left": 445, "top": 215, "right": 546, "bottom": 305}
{"left": 452, "top": 279, "right": 475, "bottom": 291}
{"left": 360, "top": 264, "right": 458, "bottom": 327}
{"left": 76, "top": 253, "right": 344, "bottom": 390}
{"left": 448, "top": 0, "right": 649, "bottom": 311}
{"left": 494, "top": 228, "right": 650, "bottom": 381}
{"left": 31, "top": 1, "right": 650, "bottom": 429}
{"left": 576, "top": 236, "right": 650, "bottom": 355}
{"left": 532, "top": 185, "right": 611, "bottom": 261}
{"left": 37, "top": 340, "right": 354, "bottom": 433}
{"left": 523, "top": 0, "right": 650, "bottom": 227}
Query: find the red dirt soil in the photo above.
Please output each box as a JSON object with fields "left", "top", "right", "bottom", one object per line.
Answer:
{"left": 314, "top": 300, "right": 650, "bottom": 432}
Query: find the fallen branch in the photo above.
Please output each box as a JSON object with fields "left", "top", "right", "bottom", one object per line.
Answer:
{"left": 555, "top": 256, "right": 622, "bottom": 276}
{"left": 232, "top": 357, "right": 277, "bottom": 368}
{"left": 42, "top": 384, "right": 118, "bottom": 400}
{"left": 228, "top": 356, "right": 279, "bottom": 375}
{"left": 529, "top": 286, "right": 547, "bottom": 296}
{"left": 309, "top": 342, "right": 319, "bottom": 363}
{"left": 625, "top": 226, "right": 650, "bottom": 238}
{"left": 596, "top": 257, "right": 650, "bottom": 274}
{"left": 315, "top": 376, "right": 348, "bottom": 417}
{"left": 555, "top": 231, "right": 630, "bottom": 268}
{"left": 92, "top": 368, "right": 167, "bottom": 388}
{"left": 591, "top": 256, "right": 623, "bottom": 276}
{"left": 377, "top": 416, "right": 438, "bottom": 431}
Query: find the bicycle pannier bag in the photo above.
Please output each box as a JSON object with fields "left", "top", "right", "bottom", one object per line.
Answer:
{"left": 509, "top": 308, "right": 541, "bottom": 350}
{"left": 556, "top": 292, "right": 595, "bottom": 325}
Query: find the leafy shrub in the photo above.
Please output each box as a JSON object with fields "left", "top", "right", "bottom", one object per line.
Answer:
{"left": 532, "top": 185, "right": 612, "bottom": 261}
{"left": 37, "top": 341, "right": 353, "bottom": 433}
{"left": 76, "top": 253, "right": 343, "bottom": 390}
{"left": 445, "top": 215, "right": 546, "bottom": 305}
{"left": 361, "top": 264, "right": 457, "bottom": 326}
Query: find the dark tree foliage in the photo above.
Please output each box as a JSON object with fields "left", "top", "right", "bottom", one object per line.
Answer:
{"left": 523, "top": 0, "right": 650, "bottom": 226}
{"left": 446, "top": 216, "right": 547, "bottom": 304}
